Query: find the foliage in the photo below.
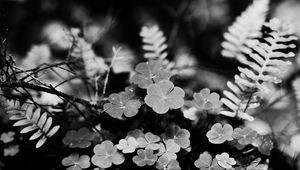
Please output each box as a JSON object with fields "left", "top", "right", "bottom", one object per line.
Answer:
{"left": 0, "top": 131, "right": 16, "bottom": 143}
{"left": 116, "top": 137, "right": 139, "bottom": 153}
{"left": 232, "top": 127, "right": 258, "bottom": 145}
{"left": 215, "top": 153, "right": 236, "bottom": 169}
{"left": 132, "top": 149, "right": 158, "bottom": 167}
{"left": 194, "top": 151, "right": 223, "bottom": 170}
{"left": 145, "top": 80, "right": 185, "bottom": 114}
{"left": 206, "top": 123, "right": 233, "bottom": 144}
{"left": 192, "top": 88, "right": 222, "bottom": 113}
{"left": 91, "top": 140, "right": 125, "bottom": 169}
{"left": 63, "top": 127, "right": 95, "bottom": 148}
{"left": 62, "top": 153, "right": 91, "bottom": 170}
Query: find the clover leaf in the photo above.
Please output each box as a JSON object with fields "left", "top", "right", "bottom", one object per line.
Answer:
{"left": 161, "top": 139, "right": 180, "bottom": 160}
{"left": 156, "top": 156, "right": 181, "bottom": 170}
{"left": 62, "top": 153, "right": 90, "bottom": 170}
{"left": 252, "top": 135, "right": 274, "bottom": 156}
{"left": 0, "top": 131, "right": 16, "bottom": 143}
{"left": 163, "top": 125, "right": 191, "bottom": 149}
{"left": 232, "top": 127, "right": 258, "bottom": 145}
{"left": 246, "top": 158, "right": 268, "bottom": 170}
{"left": 91, "top": 140, "right": 125, "bottom": 169}
{"left": 145, "top": 80, "right": 185, "bottom": 114}
{"left": 215, "top": 153, "right": 236, "bottom": 169}
{"left": 192, "top": 88, "right": 222, "bottom": 113}
{"left": 116, "top": 137, "right": 139, "bottom": 153}
{"left": 132, "top": 149, "right": 158, "bottom": 167}
{"left": 63, "top": 127, "right": 95, "bottom": 148}
{"left": 137, "top": 132, "right": 160, "bottom": 150}
{"left": 104, "top": 91, "right": 141, "bottom": 118}
{"left": 206, "top": 123, "right": 233, "bottom": 144}
{"left": 131, "top": 60, "right": 172, "bottom": 89}
{"left": 3, "top": 145, "right": 19, "bottom": 157}
{"left": 127, "top": 129, "right": 144, "bottom": 139}
{"left": 194, "top": 151, "right": 223, "bottom": 170}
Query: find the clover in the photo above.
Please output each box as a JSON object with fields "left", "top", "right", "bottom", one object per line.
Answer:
{"left": 145, "top": 80, "right": 185, "bottom": 114}
{"left": 127, "top": 129, "right": 144, "bottom": 139}
{"left": 0, "top": 131, "right": 16, "bottom": 143}
{"left": 164, "top": 125, "right": 191, "bottom": 149}
{"left": 3, "top": 145, "right": 19, "bottom": 157}
{"left": 103, "top": 91, "right": 141, "bottom": 118}
{"left": 63, "top": 127, "right": 95, "bottom": 148}
{"left": 132, "top": 149, "right": 158, "bottom": 167}
{"left": 192, "top": 88, "right": 222, "bottom": 113}
{"left": 156, "top": 156, "right": 181, "bottom": 170}
{"left": 246, "top": 158, "right": 268, "bottom": 170}
{"left": 194, "top": 151, "right": 223, "bottom": 170}
{"left": 137, "top": 132, "right": 160, "bottom": 150}
{"left": 206, "top": 123, "right": 233, "bottom": 144}
{"left": 116, "top": 137, "right": 139, "bottom": 153}
{"left": 232, "top": 127, "right": 258, "bottom": 145}
{"left": 91, "top": 140, "right": 124, "bottom": 169}
{"left": 62, "top": 153, "right": 90, "bottom": 170}
{"left": 215, "top": 152, "right": 236, "bottom": 169}
{"left": 161, "top": 139, "right": 180, "bottom": 160}
{"left": 131, "top": 60, "right": 172, "bottom": 89}
{"left": 252, "top": 135, "right": 274, "bottom": 156}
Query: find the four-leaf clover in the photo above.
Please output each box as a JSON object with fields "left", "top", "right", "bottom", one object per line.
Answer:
{"left": 194, "top": 151, "right": 223, "bottom": 170}
{"left": 132, "top": 149, "right": 158, "bottom": 167}
{"left": 104, "top": 91, "right": 141, "bottom": 118}
{"left": 91, "top": 140, "right": 125, "bottom": 168}
{"left": 206, "top": 123, "right": 233, "bottom": 144}
{"left": 215, "top": 153, "right": 236, "bottom": 169}
{"left": 145, "top": 80, "right": 185, "bottom": 114}
{"left": 193, "top": 88, "right": 222, "bottom": 113}
{"left": 131, "top": 60, "right": 172, "bottom": 89}
{"left": 116, "top": 137, "right": 139, "bottom": 153}
{"left": 232, "top": 127, "right": 258, "bottom": 145}
{"left": 63, "top": 127, "right": 95, "bottom": 148}
{"left": 62, "top": 153, "right": 90, "bottom": 170}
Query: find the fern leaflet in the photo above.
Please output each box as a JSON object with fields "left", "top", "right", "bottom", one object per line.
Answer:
{"left": 6, "top": 100, "right": 60, "bottom": 148}
{"left": 140, "top": 25, "right": 168, "bottom": 60}
{"left": 221, "top": 0, "right": 269, "bottom": 64}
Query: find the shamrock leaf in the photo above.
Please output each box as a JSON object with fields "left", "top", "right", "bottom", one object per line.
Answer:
{"left": 252, "top": 135, "right": 273, "bottom": 156}
{"left": 104, "top": 91, "right": 141, "bottom": 118}
{"left": 0, "top": 131, "right": 16, "bottom": 143}
{"left": 156, "top": 156, "right": 181, "bottom": 170}
{"left": 246, "top": 158, "right": 268, "bottom": 170}
{"left": 116, "top": 137, "right": 139, "bottom": 153}
{"left": 91, "top": 140, "right": 124, "bottom": 169}
{"left": 131, "top": 60, "right": 172, "bottom": 89}
{"left": 215, "top": 153, "right": 236, "bottom": 169}
{"left": 145, "top": 80, "right": 185, "bottom": 114}
{"left": 161, "top": 139, "right": 180, "bottom": 160}
{"left": 137, "top": 132, "right": 160, "bottom": 150}
{"left": 132, "top": 149, "right": 158, "bottom": 167}
{"left": 62, "top": 153, "right": 90, "bottom": 170}
{"left": 164, "top": 125, "right": 191, "bottom": 149}
{"left": 3, "top": 145, "right": 19, "bottom": 157}
{"left": 63, "top": 127, "right": 95, "bottom": 148}
{"left": 232, "top": 127, "right": 258, "bottom": 145}
{"left": 193, "top": 88, "right": 222, "bottom": 113}
{"left": 206, "top": 123, "right": 233, "bottom": 144}
{"left": 127, "top": 129, "right": 144, "bottom": 139}
{"left": 194, "top": 151, "right": 223, "bottom": 170}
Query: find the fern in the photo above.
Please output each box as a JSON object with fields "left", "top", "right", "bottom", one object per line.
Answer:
{"left": 220, "top": 18, "right": 297, "bottom": 121}
{"left": 221, "top": 0, "right": 269, "bottom": 64}
{"left": 6, "top": 100, "right": 60, "bottom": 148}
{"left": 140, "top": 25, "right": 168, "bottom": 60}
{"left": 293, "top": 78, "right": 300, "bottom": 121}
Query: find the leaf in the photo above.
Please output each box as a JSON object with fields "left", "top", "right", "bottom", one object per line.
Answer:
{"left": 131, "top": 60, "right": 172, "bottom": 89}
{"left": 194, "top": 151, "right": 223, "bottom": 170}
{"left": 132, "top": 149, "right": 158, "bottom": 167}
{"left": 192, "top": 88, "right": 222, "bottom": 113}
{"left": 116, "top": 137, "right": 139, "bottom": 153}
{"left": 62, "top": 153, "right": 91, "bottom": 170}
{"left": 215, "top": 152, "right": 236, "bottom": 169}
{"left": 63, "top": 127, "right": 95, "bottom": 148}
{"left": 145, "top": 80, "right": 185, "bottom": 114}
{"left": 232, "top": 127, "right": 258, "bottom": 145}
{"left": 163, "top": 125, "right": 191, "bottom": 149}
{"left": 221, "top": 0, "right": 269, "bottom": 64}
{"left": 104, "top": 90, "right": 141, "bottom": 118}
{"left": 140, "top": 25, "right": 168, "bottom": 60}
{"left": 161, "top": 139, "right": 180, "bottom": 160}
{"left": 206, "top": 123, "right": 233, "bottom": 144}
{"left": 137, "top": 132, "right": 160, "bottom": 150}
{"left": 0, "top": 131, "right": 16, "bottom": 143}
{"left": 92, "top": 140, "right": 124, "bottom": 169}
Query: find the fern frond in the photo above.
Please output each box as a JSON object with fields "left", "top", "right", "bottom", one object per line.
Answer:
{"left": 70, "top": 36, "right": 108, "bottom": 77}
{"left": 140, "top": 25, "right": 168, "bottom": 60}
{"left": 221, "top": 0, "right": 269, "bottom": 64}
{"left": 6, "top": 100, "right": 60, "bottom": 148}
{"left": 293, "top": 78, "right": 300, "bottom": 121}
{"left": 237, "top": 18, "right": 297, "bottom": 92}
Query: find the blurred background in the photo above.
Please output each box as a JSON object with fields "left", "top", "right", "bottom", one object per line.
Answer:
{"left": 1, "top": 0, "right": 300, "bottom": 169}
